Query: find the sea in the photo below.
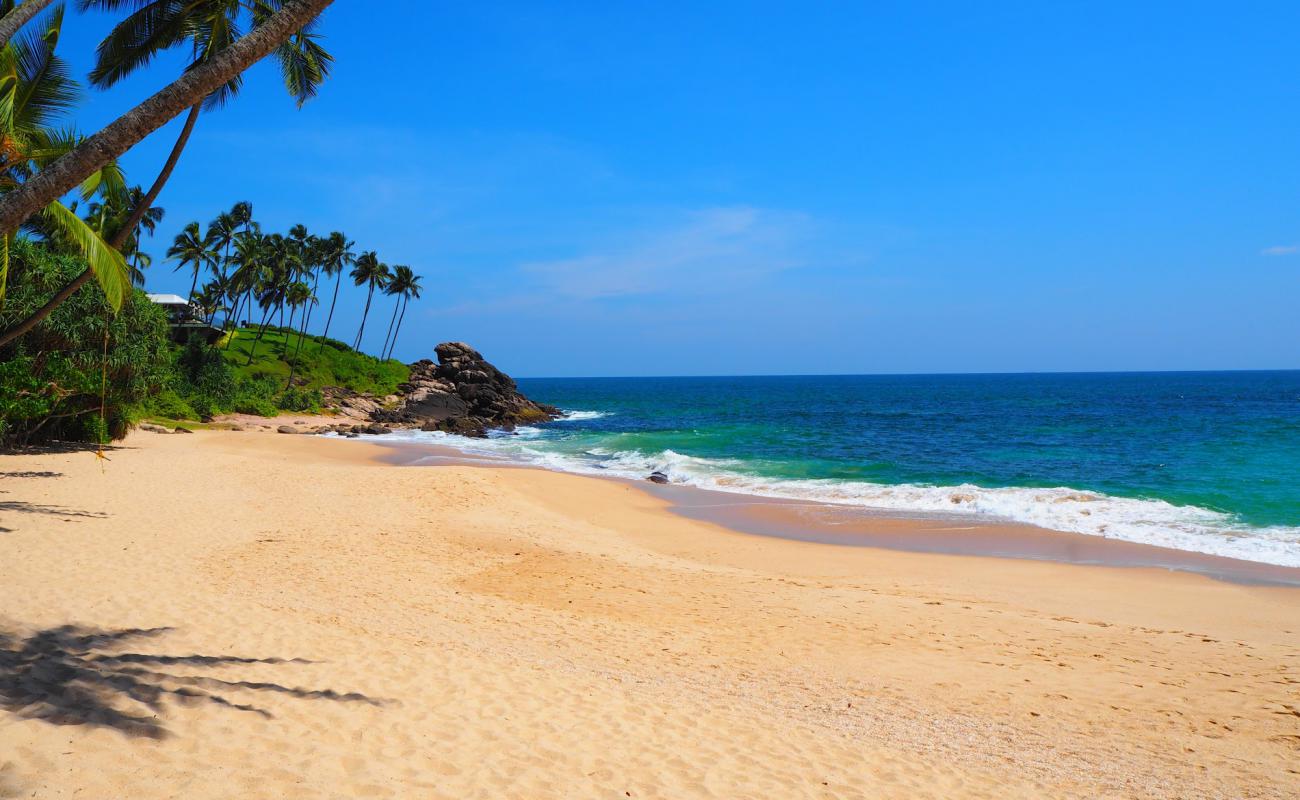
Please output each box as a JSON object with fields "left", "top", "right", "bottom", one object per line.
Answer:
{"left": 382, "top": 371, "right": 1300, "bottom": 568}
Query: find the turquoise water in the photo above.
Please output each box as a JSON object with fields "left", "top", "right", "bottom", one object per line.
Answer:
{"left": 394, "top": 372, "right": 1300, "bottom": 566}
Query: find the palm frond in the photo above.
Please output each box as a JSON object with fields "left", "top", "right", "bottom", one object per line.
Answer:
{"left": 41, "top": 199, "right": 130, "bottom": 311}
{"left": 86, "top": 0, "right": 191, "bottom": 89}
{"left": 12, "top": 4, "right": 79, "bottom": 133}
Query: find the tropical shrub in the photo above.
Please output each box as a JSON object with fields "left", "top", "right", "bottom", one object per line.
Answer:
{"left": 0, "top": 240, "right": 171, "bottom": 447}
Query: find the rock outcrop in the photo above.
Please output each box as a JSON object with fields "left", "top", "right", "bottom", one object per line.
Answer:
{"left": 370, "top": 342, "right": 559, "bottom": 436}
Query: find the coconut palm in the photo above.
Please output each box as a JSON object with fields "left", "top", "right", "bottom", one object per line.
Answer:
{"left": 77, "top": 0, "right": 333, "bottom": 252}
{"left": 82, "top": 185, "right": 164, "bottom": 273}
{"left": 349, "top": 250, "right": 388, "bottom": 353}
{"left": 0, "top": 0, "right": 334, "bottom": 348}
{"left": 0, "top": 1, "right": 57, "bottom": 50}
{"left": 192, "top": 279, "right": 225, "bottom": 323}
{"left": 282, "top": 278, "right": 314, "bottom": 387}
{"left": 127, "top": 248, "right": 149, "bottom": 286}
{"left": 384, "top": 268, "right": 422, "bottom": 360}
{"left": 167, "top": 221, "right": 217, "bottom": 303}
{"left": 379, "top": 264, "right": 415, "bottom": 360}
{"left": 0, "top": 4, "right": 130, "bottom": 310}
{"left": 206, "top": 209, "right": 238, "bottom": 279}
{"left": 314, "top": 229, "right": 351, "bottom": 351}
{"left": 226, "top": 225, "right": 264, "bottom": 333}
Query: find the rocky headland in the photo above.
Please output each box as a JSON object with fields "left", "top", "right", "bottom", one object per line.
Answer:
{"left": 307, "top": 342, "right": 559, "bottom": 438}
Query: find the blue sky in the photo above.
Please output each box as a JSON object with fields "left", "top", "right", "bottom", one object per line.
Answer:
{"left": 55, "top": 1, "right": 1300, "bottom": 376}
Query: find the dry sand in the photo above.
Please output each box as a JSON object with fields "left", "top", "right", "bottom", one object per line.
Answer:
{"left": 1, "top": 430, "right": 1297, "bottom": 799}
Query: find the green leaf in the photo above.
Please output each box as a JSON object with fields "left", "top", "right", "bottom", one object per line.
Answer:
{"left": 41, "top": 199, "right": 129, "bottom": 311}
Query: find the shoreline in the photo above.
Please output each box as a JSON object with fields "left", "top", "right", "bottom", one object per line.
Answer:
{"left": 370, "top": 435, "right": 1300, "bottom": 587}
{"left": 3, "top": 429, "right": 1299, "bottom": 798}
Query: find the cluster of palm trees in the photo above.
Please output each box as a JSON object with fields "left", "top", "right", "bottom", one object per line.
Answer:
{"left": 170, "top": 203, "right": 423, "bottom": 364}
{"left": 0, "top": 0, "right": 335, "bottom": 349}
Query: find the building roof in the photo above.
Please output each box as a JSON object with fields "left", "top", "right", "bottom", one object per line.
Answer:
{"left": 145, "top": 293, "right": 190, "bottom": 306}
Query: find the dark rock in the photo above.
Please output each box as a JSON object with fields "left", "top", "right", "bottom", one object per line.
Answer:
{"left": 368, "top": 342, "right": 560, "bottom": 434}
{"left": 647, "top": 471, "right": 670, "bottom": 484}
{"left": 173, "top": 427, "right": 193, "bottom": 434}
{"left": 276, "top": 425, "right": 299, "bottom": 434}
{"left": 138, "top": 423, "right": 172, "bottom": 434}
{"left": 364, "top": 424, "right": 392, "bottom": 435}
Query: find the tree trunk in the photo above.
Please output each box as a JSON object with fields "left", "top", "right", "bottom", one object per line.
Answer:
{"left": 380, "top": 295, "right": 400, "bottom": 362}
{"left": 0, "top": 0, "right": 55, "bottom": 50}
{"left": 295, "top": 270, "right": 319, "bottom": 360}
{"left": 318, "top": 272, "right": 341, "bottom": 352}
{"left": 0, "top": 0, "right": 333, "bottom": 234}
{"left": 246, "top": 305, "right": 273, "bottom": 365}
{"left": 287, "top": 301, "right": 313, "bottom": 389}
{"left": 387, "top": 295, "right": 409, "bottom": 360}
{"left": 244, "top": 306, "right": 273, "bottom": 366}
{"left": 354, "top": 285, "right": 374, "bottom": 352}
{"left": 0, "top": 0, "right": 332, "bottom": 348}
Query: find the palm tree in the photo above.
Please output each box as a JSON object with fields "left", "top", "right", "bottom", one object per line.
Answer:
{"left": 167, "top": 221, "right": 217, "bottom": 302}
{"left": 282, "top": 278, "right": 309, "bottom": 348}
{"left": 0, "top": 0, "right": 334, "bottom": 348}
{"left": 0, "top": 4, "right": 130, "bottom": 310}
{"left": 82, "top": 185, "right": 164, "bottom": 275}
{"left": 77, "top": 0, "right": 333, "bottom": 253}
{"left": 314, "top": 229, "right": 352, "bottom": 351}
{"left": 193, "top": 280, "right": 225, "bottom": 323}
{"left": 384, "top": 268, "right": 422, "bottom": 360}
{"left": 379, "top": 264, "right": 413, "bottom": 360}
{"left": 349, "top": 250, "right": 388, "bottom": 353}
{"left": 283, "top": 278, "right": 315, "bottom": 388}
{"left": 0, "top": 1, "right": 57, "bottom": 50}
{"left": 226, "top": 225, "right": 264, "bottom": 335}
{"left": 206, "top": 209, "right": 238, "bottom": 278}
{"left": 127, "top": 248, "right": 150, "bottom": 286}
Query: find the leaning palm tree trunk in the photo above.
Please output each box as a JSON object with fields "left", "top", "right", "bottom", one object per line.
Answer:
{"left": 353, "top": 285, "right": 374, "bottom": 351}
{"left": 317, "top": 272, "right": 341, "bottom": 352}
{"left": 0, "top": 0, "right": 334, "bottom": 348}
{"left": 380, "top": 296, "right": 400, "bottom": 361}
{"left": 246, "top": 305, "right": 274, "bottom": 365}
{"left": 0, "top": 0, "right": 55, "bottom": 50}
{"left": 386, "top": 295, "right": 409, "bottom": 360}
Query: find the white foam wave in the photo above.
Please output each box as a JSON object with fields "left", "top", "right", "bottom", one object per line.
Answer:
{"left": 557, "top": 410, "right": 610, "bottom": 421}
{"left": 367, "top": 428, "right": 1300, "bottom": 568}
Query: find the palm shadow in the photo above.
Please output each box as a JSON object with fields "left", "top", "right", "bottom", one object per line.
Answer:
{"left": 0, "top": 625, "right": 383, "bottom": 739}
{"left": 0, "top": 501, "right": 106, "bottom": 519}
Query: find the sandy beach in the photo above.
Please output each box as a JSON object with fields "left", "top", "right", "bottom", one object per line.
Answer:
{"left": 2, "top": 430, "right": 1298, "bottom": 799}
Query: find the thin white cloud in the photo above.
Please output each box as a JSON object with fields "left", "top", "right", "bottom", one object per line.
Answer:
{"left": 517, "top": 206, "right": 812, "bottom": 301}
{"left": 1261, "top": 244, "right": 1299, "bottom": 256}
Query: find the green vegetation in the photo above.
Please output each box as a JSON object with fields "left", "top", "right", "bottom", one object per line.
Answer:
{"left": 141, "top": 325, "right": 408, "bottom": 423}
{"left": 0, "top": 3, "right": 431, "bottom": 447}
{"left": 224, "top": 327, "right": 408, "bottom": 395}
{"left": 0, "top": 0, "right": 333, "bottom": 347}
{"left": 0, "top": 239, "right": 170, "bottom": 447}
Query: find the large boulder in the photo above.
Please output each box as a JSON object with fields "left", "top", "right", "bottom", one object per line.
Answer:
{"left": 369, "top": 343, "right": 559, "bottom": 435}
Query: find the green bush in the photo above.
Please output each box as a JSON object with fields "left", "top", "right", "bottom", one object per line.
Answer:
{"left": 0, "top": 240, "right": 171, "bottom": 447}
{"left": 277, "top": 384, "right": 322, "bottom": 413}
{"left": 147, "top": 388, "right": 198, "bottom": 421}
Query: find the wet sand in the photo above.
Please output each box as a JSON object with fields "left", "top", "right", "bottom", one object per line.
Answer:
{"left": 379, "top": 437, "right": 1300, "bottom": 587}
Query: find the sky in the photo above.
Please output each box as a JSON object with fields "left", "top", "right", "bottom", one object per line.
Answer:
{"left": 52, "top": 1, "right": 1300, "bottom": 376}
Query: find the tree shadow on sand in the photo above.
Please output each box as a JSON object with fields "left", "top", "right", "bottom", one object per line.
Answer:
{"left": 0, "top": 625, "right": 383, "bottom": 739}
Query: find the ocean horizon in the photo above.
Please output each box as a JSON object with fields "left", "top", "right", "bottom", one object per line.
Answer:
{"left": 378, "top": 369, "right": 1300, "bottom": 567}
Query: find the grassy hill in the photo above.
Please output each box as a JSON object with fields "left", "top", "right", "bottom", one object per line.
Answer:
{"left": 222, "top": 326, "right": 410, "bottom": 396}
{"left": 143, "top": 326, "right": 410, "bottom": 424}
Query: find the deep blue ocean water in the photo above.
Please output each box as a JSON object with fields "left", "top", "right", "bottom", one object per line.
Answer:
{"left": 395, "top": 371, "right": 1300, "bottom": 566}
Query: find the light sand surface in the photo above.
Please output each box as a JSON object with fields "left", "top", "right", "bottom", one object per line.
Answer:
{"left": 1, "top": 430, "right": 1298, "bottom": 799}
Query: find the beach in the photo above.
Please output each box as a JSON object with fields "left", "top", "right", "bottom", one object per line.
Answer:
{"left": 2, "top": 430, "right": 1298, "bottom": 799}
